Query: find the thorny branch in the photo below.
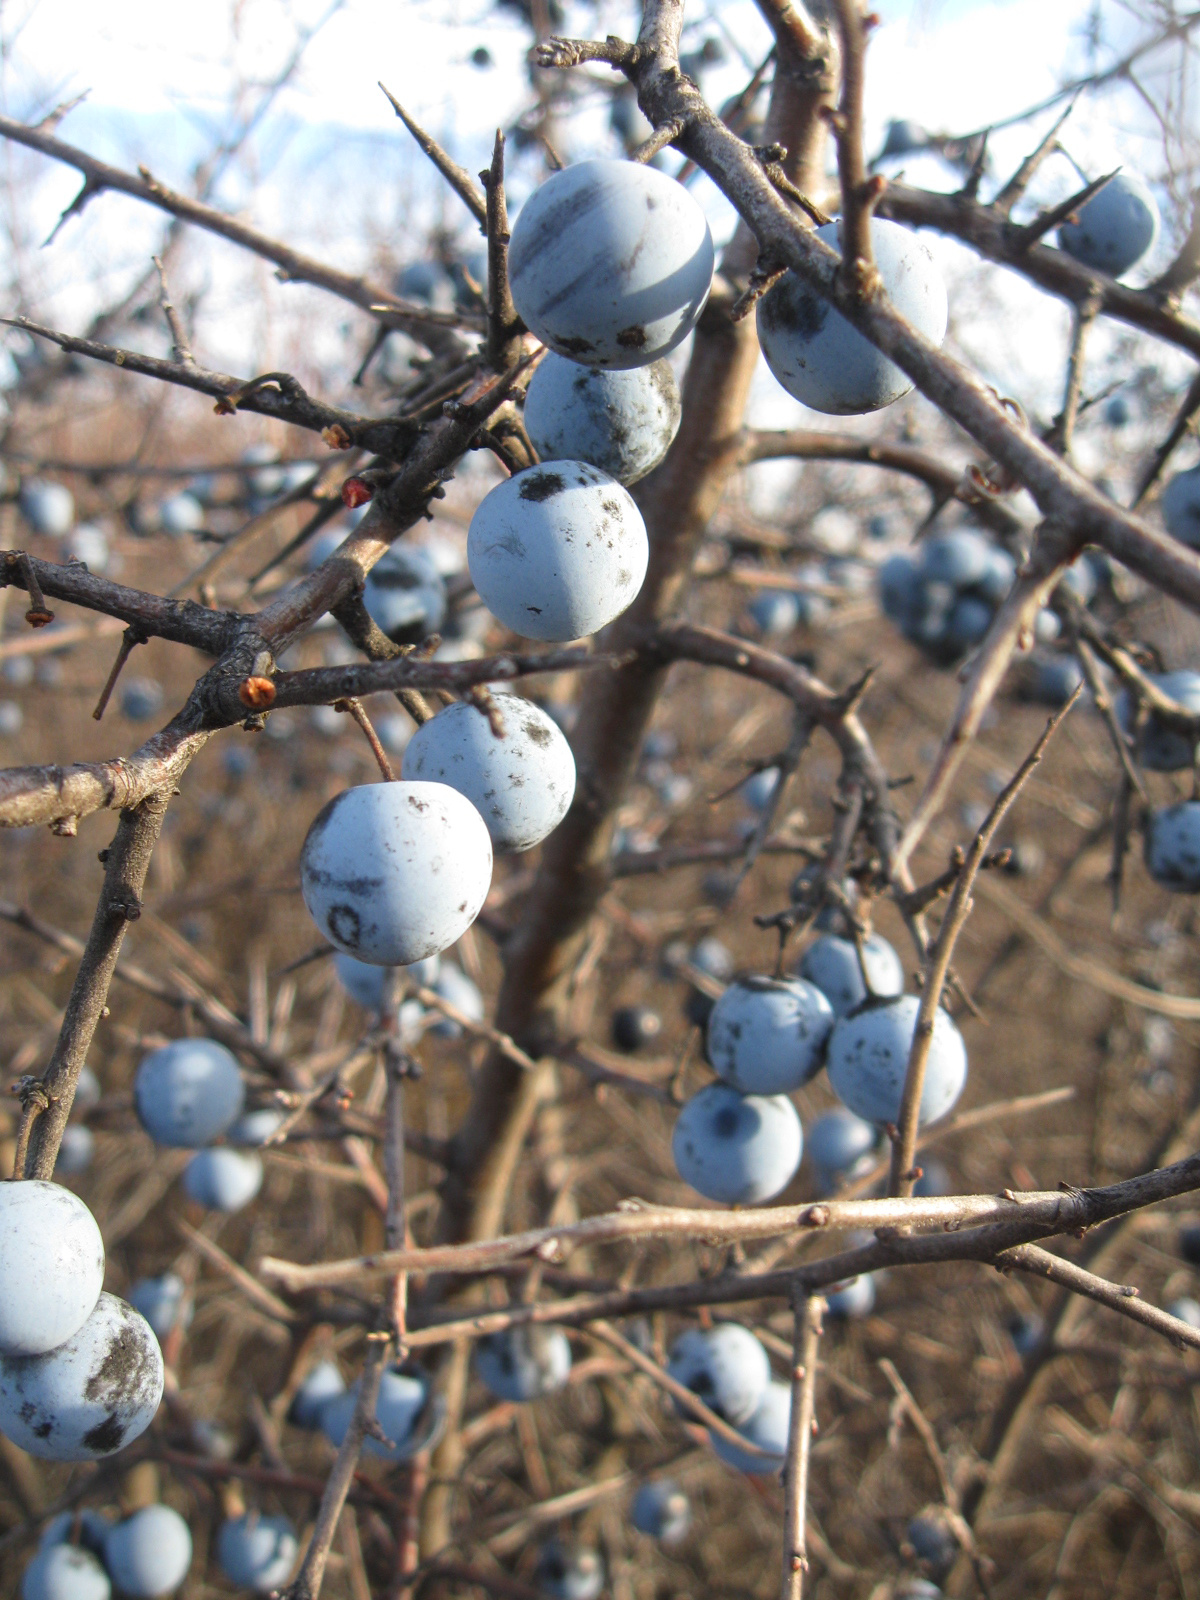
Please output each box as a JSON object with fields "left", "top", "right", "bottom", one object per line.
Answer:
{"left": 535, "top": 9, "right": 1200, "bottom": 624}
{"left": 6, "top": 317, "right": 421, "bottom": 460}
{"left": 0, "top": 112, "right": 475, "bottom": 354}
{"left": 6, "top": 4, "right": 1200, "bottom": 1590}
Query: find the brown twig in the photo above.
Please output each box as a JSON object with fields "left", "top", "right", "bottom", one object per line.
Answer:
{"left": 781, "top": 1291, "right": 823, "bottom": 1599}
{"left": 969, "top": 869, "right": 1200, "bottom": 1019}
{"left": 1073, "top": 637, "right": 1146, "bottom": 801}
{"left": 584, "top": 1319, "right": 781, "bottom": 1459}
{"left": 384, "top": 1044, "right": 410, "bottom": 1351}
{"left": 0, "top": 546, "right": 236, "bottom": 652}
{"left": 740, "top": 426, "right": 1026, "bottom": 539}
{"left": 1055, "top": 296, "right": 1099, "bottom": 456}
{"left": 173, "top": 1216, "right": 299, "bottom": 1325}
{"left": 266, "top": 644, "right": 612, "bottom": 712}
{"left": 889, "top": 687, "right": 1080, "bottom": 1196}
{"left": 0, "top": 898, "right": 292, "bottom": 1071}
{"left": 890, "top": 525, "right": 1075, "bottom": 879}
{"left": 1132, "top": 366, "right": 1200, "bottom": 505}
{"left": 1012, "top": 169, "right": 1119, "bottom": 250}
{"left": 372, "top": 1144, "right": 1200, "bottom": 1348}
{"left": 92, "top": 628, "right": 146, "bottom": 721}
{"left": 283, "top": 1336, "right": 390, "bottom": 1600}
{"left": 997, "top": 1243, "right": 1200, "bottom": 1352}
{"left": 880, "top": 177, "right": 1200, "bottom": 367}
{"left": 826, "top": 0, "right": 881, "bottom": 295}
{"left": 23, "top": 793, "right": 173, "bottom": 1177}
{"left": 992, "top": 98, "right": 1077, "bottom": 214}
{"left": 335, "top": 698, "right": 395, "bottom": 781}
{"left": 5, "top": 316, "right": 417, "bottom": 459}
{"left": 258, "top": 1174, "right": 1144, "bottom": 1296}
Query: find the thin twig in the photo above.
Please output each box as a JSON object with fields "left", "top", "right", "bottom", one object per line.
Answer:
{"left": 826, "top": 0, "right": 881, "bottom": 294}
{"left": 1133, "top": 366, "right": 1200, "bottom": 506}
{"left": 259, "top": 1162, "right": 1156, "bottom": 1296}
{"left": 584, "top": 1319, "right": 781, "bottom": 1459}
{"left": 1055, "top": 296, "right": 1099, "bottom": 456}
{"left": 283, "top": 1337, "right": 390, "bottom": 1600}
{"left": 992, "top": 98, "right": 1078, "bottom": 214}
{"left": 781, "top": 1291, "right": 823, "bottom": 1600}
{"left": 152, "top": 255, "right": 193, "bottom": 365}
{"left": 385, "top": 1044, "right": 410, "bottom": 1352}
{"left": 336, "top": 698, "right": 396, "bottom": 781}
{"left": 6, "top": 316, "right": 417, "bottom": 458}
{"left": 1012, "top": 168, "right": 1119, "bottom": 250}
{"left": 998, "top": 1243, "right": 1200, "bottom": 1352}
{"left": 23, "top": 794, "right": 173, "bottom": 1177}
{"left": 889, "top": 687, "right": 1080, "bottom": 1196}
{"left": 92, "top": 628, "right": 146, "bottom": 721}
{"left": 0, "top": 111, "right": 472, "bottom": 354}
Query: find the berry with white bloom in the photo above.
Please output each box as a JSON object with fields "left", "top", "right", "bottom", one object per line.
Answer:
{"left": 300, "top": 782, "right": 492, "bottom": 966}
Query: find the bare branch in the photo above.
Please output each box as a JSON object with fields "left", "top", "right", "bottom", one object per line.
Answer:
{"left": 1133, "top": 367, "right": 1200, "bottom": 505}
{"left": 259, "top": 1176, "right": 1144, "bottom": 1296}
{"left": 584, "top": 1320, "right": 782, "bottom": 1458}
{"left": 0, "top": 898, "right": 292, "bottom": 1072}
{"left": 0, "top": 717, "right": 207, "bottom": 832}
{"left": 0, "top": 548, "right": 237, "bottom": 652}
{"left": 266, "top": 644, "right": 617, "bottom": 710}
{"left": 998, "top": 1243, "right": 1200, "bottom": 1353}
{"left": 740, "top": 426, "right": 1026, "bottom": 538}
{"left": 335, "top": 698, "right": 395, "bottom": 781}
{"left": 881, "top": 180, "right": 1200, "bottom": 366}
{"left": 23, "top": 794, "right": 172, "bottom": 1177}
{"left": 781, "top": 1292, "right": 823, "bottom": 1600}
{"left": 1012, "top": 169, "right": 1119, "bottom": 251}
{"left": 971, "top": 866, "right": 1200, "bottom": 1020}
{"left": 891, "top": 524, "right": 1074, "bottom": 878}
{"left": 152, "top": 255, "right": 193, "bottom": 365}
{"left": 992, "top": 98, "right": 1078, "bottom": 214}
{"left": 374, "top": 1146, "right": 1200, "bottom": 1348}
{"left": 5, "top": 317, "right": 419, "bottom": 460}
{"left": 0, "top": 112, "right": 473, "bottom": 355}
{"left": 889, "top": 688, "right": 1079, "bottom": 1196}
{"left": 827, "top": 0, "right": 881, "bottom": 293}
{"left": 283, "top": 1337, "right": 390, "bottom": 1600}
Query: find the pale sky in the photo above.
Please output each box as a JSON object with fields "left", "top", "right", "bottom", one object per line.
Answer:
{"left": 0, "top": 0, "right": 1183, "bottom": 426}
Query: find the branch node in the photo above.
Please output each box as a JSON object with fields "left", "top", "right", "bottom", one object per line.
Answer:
{"left": 239, "top": 676, "right": 277, "bottom": 710}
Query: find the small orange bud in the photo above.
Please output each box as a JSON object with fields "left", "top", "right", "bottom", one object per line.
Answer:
{"left": 322, "top": 424, "right": 353, "bottom": 450}
{"left": 238, "top": 676, "right": 277, "bottom": 710}
{"left": 342, "top": 477, "right": 373, "bottom": 509}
